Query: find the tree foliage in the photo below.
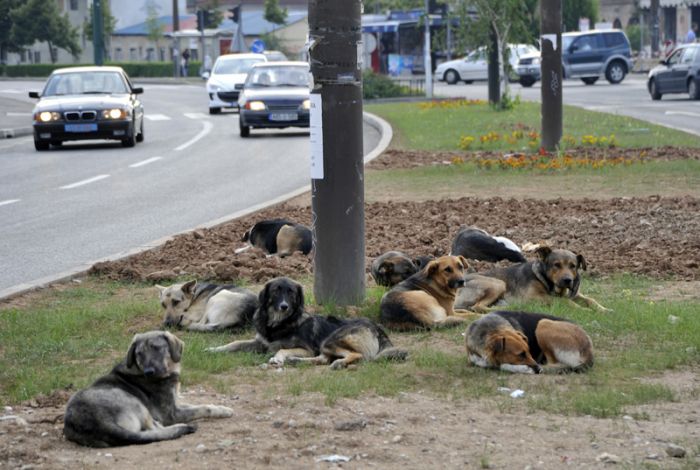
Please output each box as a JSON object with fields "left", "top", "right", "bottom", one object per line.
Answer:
{"left": 0, "top": 0, "right": 23, "bottom": 60}
{"left": 563, "top": 0, "right": 598, "bottom": 32}
{"left": 144, "top": 1, "right": 164, "bottom": 44}
{"left": 201, "top": 0, "right": 224, "bottom": 29}
{"left": 264, "top": 0, "right": 288, "bottom": 26}
{"left": 9, "top": 0, "right": 81, "bottom": 63}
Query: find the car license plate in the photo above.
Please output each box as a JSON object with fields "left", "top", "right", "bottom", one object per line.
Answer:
{"left": 65, "top": 123, "right": 98, "bottom": 133}
{"left": 269, "top": 113, "right": 298, "bottom": 122}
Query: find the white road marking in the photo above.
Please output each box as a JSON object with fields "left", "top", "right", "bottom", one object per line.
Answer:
{"left": 174, "top": 120, "right": 213, "bottom": 151}
{"left": 6, "top": 112, "right": 32, "bottom": 117}
{"left": 0, "top": 199, "right": 20, "bottom": 207}
{"left": 184, "top": 112, "right": 210, "bottom": 120}
{"left": 665, "top": 110, "right": 700, "bottom": 118}
{"left": 129, "top": 156, "right": 162, "bottom": 168}
{"left": 60, "top": 174, "right": 110, "bottom": 190}
{"left": 144, "top": 114, "right": 171, "bottom": 121}
{"left": 0, "top": 89, "right": 22, "bottom": 94}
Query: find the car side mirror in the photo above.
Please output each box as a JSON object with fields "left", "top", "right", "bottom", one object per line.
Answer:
{"left": 659, "top": 59, "right": 668, "bottom": 66}
{"left": 131, "top": 87, "right": 143, "bottom": 94}
{"left": 201, "top": 71, "right": 210, "bottom": 80}
{"left": 28, "top": 91, "right": 40, "bottom": 99}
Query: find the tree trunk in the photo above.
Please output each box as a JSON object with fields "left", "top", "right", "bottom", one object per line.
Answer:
{"left": 47, "top": 40, "right": 56, "bottom": 64}
{"left": 487, "top": 26, "right": 500, "bottom": 105}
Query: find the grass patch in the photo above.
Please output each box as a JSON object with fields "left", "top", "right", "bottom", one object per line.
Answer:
{"left": 366, "top": 101, "right": 700, "bottom": 151}
{"left": 366, "top": 159, "right": 700, "bottom": 201}
{"left": 1, "top": 277, "right": 698, "bottom": 418}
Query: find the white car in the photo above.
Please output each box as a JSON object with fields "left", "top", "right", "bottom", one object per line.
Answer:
{"left": 206, "top": 53, "right": 266, "bottom": 114}
{"left": 435, "top": 44, "right": 540, "bottom": 85}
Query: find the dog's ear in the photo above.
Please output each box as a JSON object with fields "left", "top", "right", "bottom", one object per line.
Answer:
{"left": 258, "top": 281, "right": 272, "bottom": 308}
{"left": 181, "top": 280, "right": 197, "bottom": 296}
{"left": 241, "top": 230, "right": 251, "bottom": 242}
{"left": 155, "top": 284, "right": 166, "bottom": 293}
{"left": 295, "top": 281, "right": 305, "bottom": 310}
{"left": 164, "top": 331, "right": 184, "bottom": 363}
{"left": 535, "top": 246, "right": 552, "bottom": 261}
{"left": 494, "top": 336, "right": 506, "bottom": 354}
{"left": 425, "top": 260, "right": 440, "bottom": 276}
{"left": 576, "top": 253, "right": 588, "bottom": 271}
{"left": 126, "top": 334, "right": 141, "bottom": 369}
{"left": 458, "top": 256, "right": 469, "bottom": 270}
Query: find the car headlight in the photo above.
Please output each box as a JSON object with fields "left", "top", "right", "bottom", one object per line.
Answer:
{"left": 246, "top": 101, "right": 266, "bottom": 111}
{"left": 302, "top": 99, "right": 310, "bottom": 110}
{"left": 102, "top": 108, "right": 129, "bottom": 119}
{"left": 36, "top": 111, "right": 60, "bottom": 122}
{"left": 532, "top": 58, "right": 541, "bottom": 66}
{"left": 208, "top": 83, "right": 221, "bottom": 92}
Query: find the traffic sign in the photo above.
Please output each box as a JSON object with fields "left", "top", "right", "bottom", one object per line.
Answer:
{"left": 250, "top": 39, "right": 265, "bottom": 53}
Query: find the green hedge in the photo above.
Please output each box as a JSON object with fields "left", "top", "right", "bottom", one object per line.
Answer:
{"left": 0, "top": 61, "right": 203, "bottom": 78}
{"left": 362, "top": 70, "right": 418, "bottom": 99}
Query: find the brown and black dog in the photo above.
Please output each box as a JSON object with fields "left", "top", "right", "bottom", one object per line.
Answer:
{"left": 371, "top": 251, "right": 421, "bottom": 287}
{"left": 380, "top": 255, "right": 479, "bottom": 330}
{"left": 455, "top": 246, "right": 611, "bottom": 313}
{"left": 465, "top": 310, "right": 594, "bottom": 374}
{"left": 241, "top": 219, "right": 312, "bottom": 257}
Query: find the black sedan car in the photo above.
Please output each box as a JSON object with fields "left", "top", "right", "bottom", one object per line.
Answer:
{"left": 648, "top": 43, "right": 700, "bottom": 100}
{"left": 29, "top": 66, "right": 144, "bottom": 150}
{"left": 237, "top": 62, "right": 310, "bottom": 137}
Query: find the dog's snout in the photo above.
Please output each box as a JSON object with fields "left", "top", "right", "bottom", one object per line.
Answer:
{"left": 143, "top": 367, "right": 156, "bottom": 377}
{"left": 561, "top": 277, "right": 573, "bottom": 287}
{"left": 279, "top": 301, "right": 289, "bottom": 312}
{"left": 455, "top": 278, "right": 465, "bottom": 288}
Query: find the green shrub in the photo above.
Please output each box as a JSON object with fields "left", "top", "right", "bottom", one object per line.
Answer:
{"left": 363, "top": 70, "right": 417, "bottom": 99}
{"left": 0, "top": 61, "right": 203, "bottom": 78}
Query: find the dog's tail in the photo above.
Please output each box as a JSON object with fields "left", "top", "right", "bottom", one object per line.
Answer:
{"left": 64, "top": 420, "right": 197, "bottom": 447}
{"left": 376, "top": 347, "right": 409, "bottom": 362}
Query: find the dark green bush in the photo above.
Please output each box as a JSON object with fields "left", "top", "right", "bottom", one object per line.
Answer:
{"left": 362, "top": 70, "right": 417, "bottom": 99}
{"left": 0, "top": 61, "right": 203, "bottom": 78}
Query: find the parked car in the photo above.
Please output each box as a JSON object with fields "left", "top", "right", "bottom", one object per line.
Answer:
{"left": 263, "top": 50, "right": 288, "bottom": 62}
{"left": 516, "top": 53, "right": 541, "bottom": 87}
{"left": 206, "top": 53, "right": 267, "bottom": 114}
{"left": 648, "top": 43, "right": 700, "bottom": 100}
{"left": 435, "top": 44, "right": 540, "bottom": 85}
{"left": 561, "top": 29, "right": 633, "bottom": 85}
{"left": 28, "top": 66, "right": 144, "bottom": 151}
{"left": 237, "top": 61, "right": 310, "bottom": 137}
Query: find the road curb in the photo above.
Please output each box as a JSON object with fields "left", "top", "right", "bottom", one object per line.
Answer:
{"left": 0, "top": 112, "right": 394, "bottom": 301}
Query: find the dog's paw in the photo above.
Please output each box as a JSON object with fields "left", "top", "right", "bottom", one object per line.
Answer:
{"left": 330, "top": 360, "right": 348, "bottom": 370}
{"left": 205, "top": 346, "right": 226, "bottom": 353}
{"left": 268, "top": 356, "right": 285, "bottom": 367}
{"left": 212, "top": 406, "right": 234, "bottom": 418}
{"left": 176, "top": 423, "right": 198, "bottom": 435}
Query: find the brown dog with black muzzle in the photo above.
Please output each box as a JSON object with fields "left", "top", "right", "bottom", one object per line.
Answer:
{"left": 380, "top": 255, "right": 480, "bottom": 330}
{"left": 455, "top": 246, "right": 611, "bottom": 313}
{"left": 465, "top": 310, "right": 594, "bottom": 374}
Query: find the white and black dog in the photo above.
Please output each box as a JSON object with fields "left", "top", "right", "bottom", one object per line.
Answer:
{"left": 451, "top": 226, "right": 525, "bottom": 263}
{"left": 240, "top": 219, "right": 312, "bottom": 256}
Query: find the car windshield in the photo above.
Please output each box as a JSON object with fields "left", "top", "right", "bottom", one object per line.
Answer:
{"left": 563, "top": 35, "right": 575, "bottom": 51}
{"left": 246, "top": 66, "right": 310, "bottom": 88}
{"left": 42, "top": 71, "right": 129, "bottom": 96}
{"left": 213, "top": 58, "right": 264, "bottom": 75}
{"left": 515, "top": 45, "right": 539, "bottom": 57}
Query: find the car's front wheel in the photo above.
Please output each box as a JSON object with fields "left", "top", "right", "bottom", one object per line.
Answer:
{"left": 688, "top": 78, "right": 700, "bottom": 100}
{"left": 239, "top": 119, "right": 250, "bottom": 138}
{"left": 444, "top": 69, "right": 460, "bottom": 85}
{"left": 519, "top": 76, "right": 536, "bottom": 87}
{"left": 34, "top": 138, "right": 49, "bottom": 151}
{"left": 122, "top": 121, "right": 136, "bottom": 147}
{"left": 581, "top": 77, "right": 598, "bottom": 85}
{"left": 136, "top": 119, "right": 144, "bottom": 142}
{"left": 649, "top": 79, "right": 662, "bottom": 100}
{"left": 605, "top": 61, "right": 626, "bottom": 84}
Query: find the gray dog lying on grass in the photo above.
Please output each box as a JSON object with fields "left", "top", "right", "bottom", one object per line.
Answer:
{"left": 63, "top": 331, "right": 233, "bottom": 447}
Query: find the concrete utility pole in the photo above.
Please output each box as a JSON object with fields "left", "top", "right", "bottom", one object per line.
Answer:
{"left": 487, "top": 26, "right": 499, "bottom": 105}
{"left": 540, "top": 0, "right": 562, "bottom": 151}
{"left": 308, "top": 0, "right": 365, "bottom": 305}
{"left": 650, "top": 0, "right": 660, "bottom": 56}
{"left": 92, "top": 0, "right": 104, "bottom": 65}
{"left": 423, "top": 0, "right": 433, "bottom": 99}
{"left": 172, "top": 0, "right": 180, "bottom": 77}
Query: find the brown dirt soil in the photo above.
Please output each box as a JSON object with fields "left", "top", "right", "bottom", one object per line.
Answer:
{"left": 2, "top": 148, "right": 700, "bottom": 469}
{"left": 88, "top": 195, "right": 700, "bottom": 283}
{"left": 1, "top": 372, "right": 698, "bottom": 469}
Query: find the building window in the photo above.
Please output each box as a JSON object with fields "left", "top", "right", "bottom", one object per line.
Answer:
{"left": 70, "top": 0, "right": 78, "bottom": 10}
{"left": 114, "top": 47, "right": 122, "bottom": 61}
{"left": 33, "top": 51, "right": 41, "bottom": 63}
{"left": 129, "top": 48, "right": 137, "bottom": 61}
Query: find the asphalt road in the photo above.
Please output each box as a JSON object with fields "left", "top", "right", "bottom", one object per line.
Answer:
{"left": 433, "top": 74, "right": 700, "bottom": 136}
{"left": 0, "top": 80, "right": 381, "bottom": 296}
